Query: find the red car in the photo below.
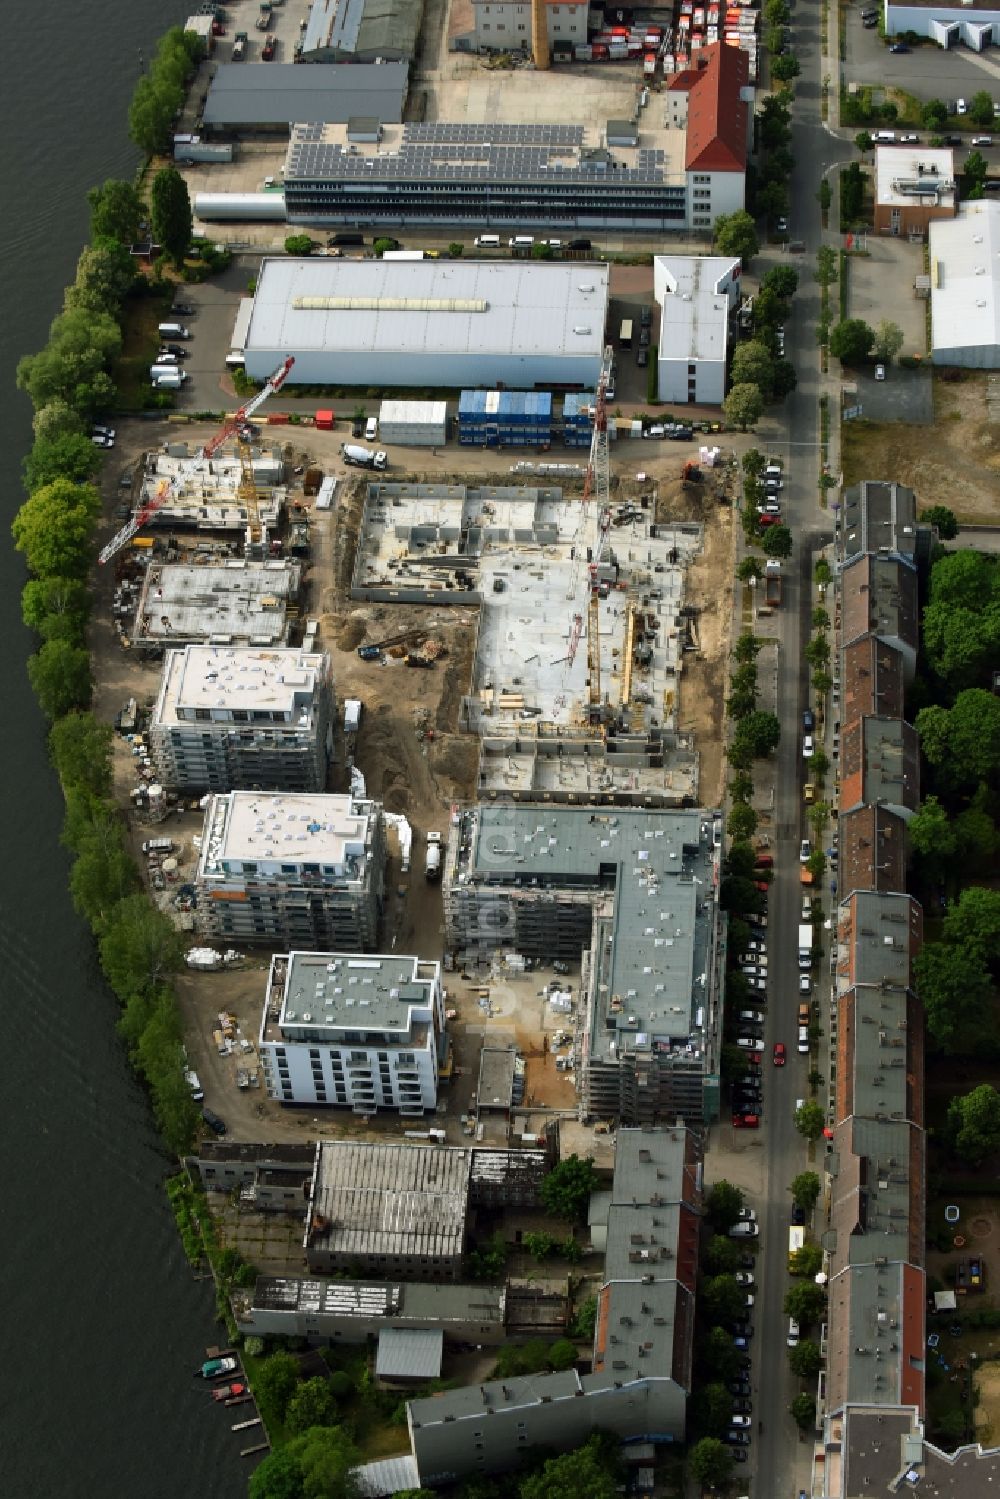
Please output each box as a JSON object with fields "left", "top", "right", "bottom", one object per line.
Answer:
{"left": 732, "top": 1113, "right": 759, "bottom": 1129}
{"left": 759, "top": 513, "right": 781, "bottom": 527}
{"left": 773, "top": 1042, "right": 786, "bottom": 1067}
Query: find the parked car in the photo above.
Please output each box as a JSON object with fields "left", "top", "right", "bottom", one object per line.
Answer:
{"left": 957, "top": 98, "right": 968, "bottom": 115}
{"left": 890, "top": 42, "right": 911, "bottom": 53}
{"left": 725, "top": 1428, "right": 751, "bottom": 1444}
{"left": 972, "top": 135, "right": 994, "bottom": 147}
{"left": 738, "top": 1207, "right": 757, "bottom": 1223}
{"left": 637, "top": 347, "right": 648, "bottom": 367}
{"left": 733, "top": 1396, "right": 753, "bottom": 1414}
{"left": 172, "top": 301, "right": 195, "bottom": 316}
{"left": 792, "top": 1205, "right": 806, "bottom": 1226}
{"left": 799, "top": 974, "right": 812, "bottom": 994}
{"left": 735, "top": 1273, "right": 755, "bottom": 1288}
{"left": 731, "top": 1414, "right": 753, "bottom": 1428}
{"left": 803, "top": 734, "right": 815, "bottom": 758}
{"left": 732, "top": 1113, "right": 760, "bottom": 1129}
{"left": 738, "top": 1010, "right": 765, "bottom": 1025}
{"left": 803, "top": 708, "right": 815, "bottom": 732}
{"left": 900, "top": 132, "right": 919, "bottom": 142}
{"left": 737, "top": 1037, "right": 765, "bottom": 1052}
{"left": 728, "top": 1220, "right": 759, "bottom": 1238}
{"left": 201, "top": 1107, "right": 227, "bottom": 1136}
{"left": 776, "top": 216, "right": 788, "bottom": 233}
{"left": 773, "top": 1042, "right": 787, "bottom": 1067}
{"left": 729, "top": 1379, "right": 751, "bottom": 1397}
{"left": 875, "top": 363, "right": 886, "bottom": 381}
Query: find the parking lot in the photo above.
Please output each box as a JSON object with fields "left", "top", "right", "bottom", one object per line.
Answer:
{"left": 845, "top": 7, "right": 1000, "bottom": 117}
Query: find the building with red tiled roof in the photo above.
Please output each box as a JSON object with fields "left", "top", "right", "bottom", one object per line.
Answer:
{"left": 667, "top": 41, "right": 751, "bottom": 228}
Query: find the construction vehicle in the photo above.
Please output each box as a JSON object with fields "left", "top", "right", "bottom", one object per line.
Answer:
{"left": 425, "top": 831, "right": 442, "bottom": 881}
{"left": 764, "top": 559, "right": 782, "bottom": 607}
{"left": 356, "top": 628, "right": 427, "bottom": 661}
{"left": 681, "top": 460, "right": 702, "bottom": 484}
{"left": 99, "top": 476, "right": 179, "bottom": 565}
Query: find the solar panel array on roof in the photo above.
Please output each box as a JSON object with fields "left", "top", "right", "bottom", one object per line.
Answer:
{"left": 285, "top": 139, "right": 671, "bottom": 185}
{"left": 404, "top": 123, "right": 584, "bottom": 146}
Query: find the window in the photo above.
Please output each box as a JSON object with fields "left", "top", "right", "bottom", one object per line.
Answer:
{"left": 232, "top": 710, "right": 248, "bottom": 722}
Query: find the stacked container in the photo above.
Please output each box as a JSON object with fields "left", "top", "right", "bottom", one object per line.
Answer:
{"left": 561, "top": 392, "right": 594, "bottom": 448}
{"left": 458, "top": 390, "right": 553, "bottom": 448}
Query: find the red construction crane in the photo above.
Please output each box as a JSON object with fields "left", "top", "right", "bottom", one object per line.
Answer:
{"left": 201, "top": 356, "right": 296, "bottom": 460}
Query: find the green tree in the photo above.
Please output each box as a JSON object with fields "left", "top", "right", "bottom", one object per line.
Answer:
{"left": 540, "top": 1154, "right": 598, "bottom": 1220}
{"left": 948, "top": 1084, "right": 1000, "bottom": 1164}
{"left": 252, "top": 1350, "right": 301, "bottom": 1426}
{"left": 285, "top": 234, "right": 315, "bottom": 256}
{"left": 771, "top": 52, "right": 800, "bottom": 82}
{"left": 943, "top": 886, "right": 1000, "bottom": 969}
{"left": 791, "top": 1392, "right": 817, "bottom": 1430}
{"left": 907, "top": 795, "right": 957, "bottom": 879}
{"left": 737, "top": 557, "right": 762, "bottom": 583}
{"left": 731, "top": 340, "right": 775, "bottom": 398}
{"left": 954, "top": 802, "right": 999, "bottom": 873}
{"left": 923, "top": 550, "right": 1000, "bottom": 688}
{"left": 730, "top": 770, "right": 755, "bottom": 804}
{"left": 21, "top": 576, "right": 91, "bottom": 642}
{"left": 762, "top": 524, "right": 793, "bottom": 559}
{"left": 248, "top": 1443, "right": 305, "bottom": 1499}
{"left": 250, "top": 1425, "right": 359, "bottom": 1499}
{"left": 922, "top": 99, "right": 948, "bottom": 130}
{"left": 69, "top": 822, "right": 138, "bottom": 933}
{"left": 789, "top": 1339, "right": 823, "bottom": 1377}
{"left": 286, "top": 1377, "right": 339, "bottom": 1436}
{"left": 806, "top": 850, "right": 826, "bottom": 882}
{"left": 795, "top": 1099, "right": 825, "bottom": 1140}
{"left": 727, "top": 803, "right": 757, "bottom": 841}
{"left": 703, "top": 1274, "right": 747, "bottom": 1326}
{"left": 547, "top": 1337, "right": 579, "bottom": 1371}
{"left": 762, "top": 266, "right": 799, "bottom": 299}
{"left": 789, "top": 1243, "right": 824, "bottom": 1278}
{"left": 523, "top": 1230, "right": 558, "bottom": 1260}
{"left": 32, "top": 398, "right": 87, "bottom": 444}
{"left": 27, "top": 639, "right": 91, "bottom": 719}
{"left": 695, "top": 1380, "right": 739, "bottom": 1437}
{"left": 920, "top": 504, "right": 958, "bottom": 540}
{"left": 66, "top": 241, "right": 139, "bottom": 315}
{"left": 791, "top": 1171, "right": 821, "bottom": 1210}
{"left": 969, "top": 90, "right": 995, "bottom": 128}
{"left": 818, "top": 178, "right": 832, "bottom": 214}
{"left": 871, "top": 319, "right": 904, "bottom": 363}
{"left": 734, "top": 630, "right": 762, "bottom": 663}
{"left": 49, "top": 711, "right": 113, "bottom": 796}
{"left": 12, "top": 478, "right": 101, "bottom": 579}
{"left": 713, "top": 210, "right": 760, "bottom": 262}
{"left": 88, "top": 179, "right": 147, "bottom": 244}
{"left": 854, "top": 130, "right": 873, "bottom": 153}
{"left": 735, "top": 710, "right": 781, "bottom": 759}
{"left": 519, "top": 1436, "right": 619, "bottom": 1499}
{"left": 150, "top": 167, "right": 193, "bottom": 267}
{"left": 918, "top": 692, "right": 1000, "bottom": 787}
{"left": 23, "top": 431, "right": 102, "bottom": 493}
{"left": 829, "top": 318, "right": 875, "bottom": 364}
{"left": 98, "top": 892, "right": 185, "bottom": 1004}
{"left": 771, "top": 358, "right": 798, "bottom": 400}
{"left": 758, "top": 178, "right": 790, "bottom": 221}
{"left": 724, "top": 382, "right": 765, "bottom": 431}
{"left": 742, "top": 448, "right": 766, "bottom": 477}
{"left": 915, "top": 941, "right": 993, "bottom": 1052}
{"left": 688, "top": 1436, "right": 734, "bottom": 1489}
{"left": 703, "top": 1234, "right": 741, "bottom": 1275}
{"left": 707, "top": 1179, "right": 745, "bottom": 1231}
{"left": 16, "top": 306, "right": 121, "bottom": 415}
{"left": 572, "top": 1294, "right": 597, "bottom": 1338}
{"left": 784, "top": 1282, "right": 827, "bottom": 1327}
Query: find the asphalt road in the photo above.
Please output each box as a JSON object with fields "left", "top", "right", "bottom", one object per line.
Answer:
{"left": 844, "top": 9, "right": 1000, "bottom": 107}
{"left": 743, "top": 6, "right": 852, "bottom": 1494}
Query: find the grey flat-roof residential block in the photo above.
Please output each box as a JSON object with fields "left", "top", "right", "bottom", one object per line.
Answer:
{"left": 130, "top": 559, "right": 302, "bottom": 650}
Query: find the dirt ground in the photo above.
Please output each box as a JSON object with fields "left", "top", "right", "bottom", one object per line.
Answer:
{"left": 841, "top": 373, "right": 1000, "bottom": 524}
{"left": 654, "top": 462, "right": 738, "bottom": 808}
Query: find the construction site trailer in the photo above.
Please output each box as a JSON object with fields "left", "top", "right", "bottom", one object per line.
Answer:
{"left": 377, "top": 400, "right": 448, "bottom": 447}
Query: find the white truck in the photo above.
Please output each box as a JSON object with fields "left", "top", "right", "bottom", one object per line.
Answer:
{"left": 798, "top": 923, "right": 812, "bottom": 970}
{"left": 341, "top": 442, "right": 387, "bottom": 470}
{"left": 425, "top": 830, "right": 442, "bottom": 881}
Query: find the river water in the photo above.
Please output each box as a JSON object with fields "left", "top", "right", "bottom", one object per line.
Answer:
{"left": 1, "top": 6, "right": 245, "bottom": 1495}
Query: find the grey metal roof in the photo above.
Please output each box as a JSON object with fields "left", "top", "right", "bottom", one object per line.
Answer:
{"left": 280, "top": 950, "right": 436, "bottom": 1033}
{"left": 301, "top": 0, "right": 425, "bottom": 60}
{"left": 840, "top": 480, "right": 920, "bottom": 568}
{"left": 248, "top": 1273, "right": 505, "bottom": 1326}
{"left": 842, "top": 892, "right": 920, "bottom": 990}
{"left": 351, "top": 1454, "right": 421, "bottom": 1499}
{"left": 376, "top": 1326, "right": 443, "bottom": 1379}
{"left": 307, "top": 1141, "right": 471, "bottom": 1261}
{"left": 203, "top": 62, "right": 408, "bottom": 127}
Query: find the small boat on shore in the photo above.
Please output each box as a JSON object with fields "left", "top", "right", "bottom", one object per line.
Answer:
{"left": 197, "top": 1355, "right": 238, "bottom": 1380}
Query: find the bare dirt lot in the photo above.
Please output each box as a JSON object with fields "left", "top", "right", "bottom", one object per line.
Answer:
{"left": 841, "top": 373, "right": 1000, "bottom": 525}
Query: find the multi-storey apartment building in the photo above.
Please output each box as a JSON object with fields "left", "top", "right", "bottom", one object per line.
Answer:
{"left": 195, "top": 790, "right": 385, "bottom": 949}
{"left": 444, "top": 804, "right": 723, "bottom": 1125}
{"left": 149, "top": 645, "right": 334, "bottom": 793}
{"left": 258, "top": 950, "right": 444, "bottom": 1115}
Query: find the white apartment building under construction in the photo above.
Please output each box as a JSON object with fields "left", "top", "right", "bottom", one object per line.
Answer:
{"left": 195, "top": 790, "right": 385, "bottom": 949}
{"left": 149, "top": 645, "right": 335, "bottom": 793}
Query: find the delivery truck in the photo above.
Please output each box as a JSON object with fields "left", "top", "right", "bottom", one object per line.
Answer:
{"left": 425, "top": 830, "right": 442, "bottom": 881}
{"left": 798, "top": 923, "right": 812, "bottom": 970}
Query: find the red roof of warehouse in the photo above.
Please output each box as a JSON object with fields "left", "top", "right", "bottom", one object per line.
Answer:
{"left": 669, "top": 41, "right": 749, "bottom": 173}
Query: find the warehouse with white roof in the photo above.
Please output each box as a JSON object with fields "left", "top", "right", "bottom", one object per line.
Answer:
{"left": 929, "top": 202, "right": 1000, "bottom": 368}
{"left": 242, "top": 258, "right": 610, "bottom": 389}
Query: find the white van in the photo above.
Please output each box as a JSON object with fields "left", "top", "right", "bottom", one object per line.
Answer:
{"left": 475, "top": 234, "right": 501, "bottom": 248}
{"left": 153, "top": 371, "right": 186, "bottom": 389}
{"left": 873, "top": 131, "right": 896, "bottom": 144}
{"left": 151, "top": 363, "right": 184, "bottom": 381}
{"left": 787, "top": 1318, "right": 800, "bottom": 1347}
{"left": 158, "top": 321, "right": 191, "bottom": 339}
{"left": 508, "top": 235, "right": 534, "bottom": 249}
{"left": 365, "top": 416, "right": 378, "bottom": 442}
